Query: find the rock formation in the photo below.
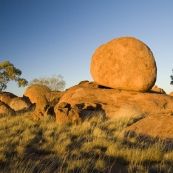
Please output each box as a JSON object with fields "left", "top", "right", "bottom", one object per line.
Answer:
{"left": 3, "top": 35, "right": 173, "bottom": 143}
{"left": 0, "top": 92, "right": 32, "bottom": 113}
{"left": 0, "top": 92, "right": 17, "bottom": 105}
{"left": 151, "top": 85, "right": 166, "bottom": 94}
{"left": 0, "top": 101, "right": 15, "bottom": 116}
{"left": 126, "top": 115, "right": 173, "bottom": 141}
{"left": 57, "top": 81, "right": 173, "bottom": 119}
{"left": 54, "top": 102, "right": 81, "bottom": 124}
{"left": 24, "top": 84, "right": 51, "bottom": 104}
{"left": 45, "top": 91, "right": 64, "bottom": 107}
{"left": 90, "top": 36, "right": 157, "bottom": 92}
{"left": 9, "top": 97, "right": 32, "bottom": 112}
{"left": 169, "top": 91, "right": 173, "bottom": 96}
{"left": 24, "top": 84, "right": 51, "bottom": 120}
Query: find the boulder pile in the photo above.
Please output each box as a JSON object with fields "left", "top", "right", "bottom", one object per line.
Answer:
{"left": 0, "top": 92, "right": 32, "bottom": 116}
{"left": 2, "top": 36, "right": 173, "bottom": 141}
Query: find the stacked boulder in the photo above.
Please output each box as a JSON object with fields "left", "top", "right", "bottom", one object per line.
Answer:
{"left": 90, "top": 36, "right": 157, "bottom": 92}
{"left": 52, "top": 36, "right": 173, "bottom": 140}
{"left": 3, "top": 36, "right": 173, "bottom": 141}
{"left": 23, "top": 84, "right": 76, "bottom": 123}
{"left": 0, "top": 92, "right": 32, "bottom": 116}
{"left": 23, "top": 84, "right": 51, "bottom": 120}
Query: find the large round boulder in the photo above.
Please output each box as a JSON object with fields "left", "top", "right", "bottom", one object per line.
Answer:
{"left": 90, "top": 36, "right": 157, "bottom": 92}
{"left": 23, "top": 84, "right": 51, "bottom": 104}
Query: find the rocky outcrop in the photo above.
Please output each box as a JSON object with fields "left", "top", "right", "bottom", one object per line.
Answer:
{"left": 24, "top": 84, "right": 51, "bottom": 120}
{"left": 151, "top": 85, "right": 166, "bottom": 94}
{"left": 90, "top": 36, "right": 157, "bottom": 92}
{"left": 24, "top": 84, "right": 51, "bottom": 104}
{"left": 169, "top": 92, "right": 173, "bottom": 96}
{"left": 9, "top": 97, "right": 32, "bottom": 112}
{"left": 0, "top": 101, "right": 15, "bottom": 116}
{"left": 0, "top": 92, "right": 17, "bottom": 105}
{"left": 126, "top": 115, "right": 173, "bottom": 141}
{"left": 45, "top": 91, "right": 64, "bottom": 107}
{"left": 54, "top": 102, "right": 81, "bottom": 124}
{"left": 57, "top": 81, "right": 173, "bottom": 119}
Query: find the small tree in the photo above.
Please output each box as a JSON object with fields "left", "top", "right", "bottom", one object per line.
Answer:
{"left": 0, "top": 60, "right": 28, "bottom": 93}
{"left": 29, "top": 74, "right": 66, "bottom": 91}
{"left": 171, "top": 69, "right": 173, "bottom": 85}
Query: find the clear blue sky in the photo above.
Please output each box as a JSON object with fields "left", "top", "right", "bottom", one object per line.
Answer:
{"left": 0, "top": 0, "right": 173, "bottom": 96}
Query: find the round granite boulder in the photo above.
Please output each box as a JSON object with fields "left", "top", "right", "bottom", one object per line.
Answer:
{"left": 23, "top": 84, "right": 51, "bottom": 104}
{"left": 90, "top": 36, "right": 157, "bottom": 92}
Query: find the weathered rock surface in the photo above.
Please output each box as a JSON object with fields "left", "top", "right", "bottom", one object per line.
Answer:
{"left": 45, "top": 91, "right": 64, "bottom": 107}
{"left": 24, "top": 84, "right": 51, "bottom": 120}
{"left": 169, "top": 91, "right": 173, "bottom": 96}
{"left": 58, "top": 81, "right": 173, "bottom": 119}
{"left": 126, "top": 115, "right": 173, "bottom": 140}
{"left": 24, "top": 84, "right": 51, "bottom": 104}
{"left": 9, "top": 97, "right": 32, "bottom": 112}
{"left": 0, "top": 92, "right": 17, "bottom": 105}
{"left": 90, "top": 36, "right": 157, "bottom": 92}
{"left": 0, "top": 101, "right": 15, "bottom": 116}
{"left": 54, "top": 102, "right": 81, "bottom": 124}
{"left": 151, "top": 85, "right": 166, "bottom": 94}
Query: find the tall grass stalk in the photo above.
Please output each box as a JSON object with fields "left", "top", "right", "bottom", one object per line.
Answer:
{"left": 0, "top": 109, "right": 173, "bottom": 172}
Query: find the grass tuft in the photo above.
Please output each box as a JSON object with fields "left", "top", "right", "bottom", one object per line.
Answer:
{"left": 0, "top": 108, "right": 173, "bottom": 172}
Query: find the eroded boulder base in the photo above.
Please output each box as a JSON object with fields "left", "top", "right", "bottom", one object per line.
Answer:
{"left": 58, "top": 81, "right": 173, "bottom": 119}
{"left": 54, "top": 102, "right": 81, "bottom": 124}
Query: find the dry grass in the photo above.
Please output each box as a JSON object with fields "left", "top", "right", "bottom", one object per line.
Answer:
{"left": 0, "top": 109, "right": 173, "bottom": 173}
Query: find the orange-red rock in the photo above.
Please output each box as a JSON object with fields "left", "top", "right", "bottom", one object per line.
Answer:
{"left": 151, "top": 85, "right": 166, "bottom": 94}
{"left": 90, "top": 36, "right": 157, "bottom": 92}
{"left": 54, "top": 102, "right": 81, "bottom": 124}
{"left": 0, "top": 101, "right": 15, "bottom": 116}
{"left": 58, "top": 81, "right": 173, "bottom": 119}
{"left": 9, "top": 97, "right": 31, "bottom": 111}
{"left": 0, "top": 92, "right": 17, "bottom": 105}
{"left": 45, "top": 91, "right": 64, "bottom": 107}
{"left": 169, "top": 91, "right": 173, "bottom": 96}
{"left": 126, "top": 115, "right": 173, "bottom": 140}
{"left": 24, "top": 84, "right": 51, "bottom": 104}
{"left": 24, "top": 84, "right": 51, "bottom": 120}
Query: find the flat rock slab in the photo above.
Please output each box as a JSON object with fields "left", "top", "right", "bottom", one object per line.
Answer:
{"left": 126, "top": 115, "right": 173, "bottom": 140}
{"left": 58, "top": 81, "right": 173, "bottom": 119}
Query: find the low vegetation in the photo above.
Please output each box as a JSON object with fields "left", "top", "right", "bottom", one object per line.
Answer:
{"left": 0, "top": 110, "right": 173, "bottom": 173}
{"left": 29, "top": 74, "right": 66, "bottom": 91}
